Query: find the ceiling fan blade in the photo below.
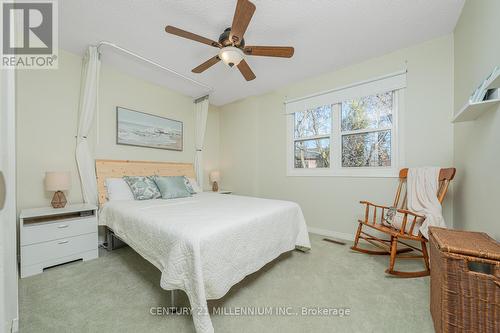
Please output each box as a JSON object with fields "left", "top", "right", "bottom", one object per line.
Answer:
{"left": 192, "top": 55, "right": 221, "bottom": 73}
{"left": 243, "top": 46, "right": 294, "bottom": 58}
{"left": 229, "top": 0, "right": 256, "bottom": 45}
{"left": 165, "top": 25, "right": 221, "bottom": 48}
{"left": 237, "top": 59, "right": 256, "bottom": 81}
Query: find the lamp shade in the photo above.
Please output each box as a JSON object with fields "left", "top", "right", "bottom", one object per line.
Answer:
{"left": 45, "top": 171, "right": 71, "bottom": 192}
{"left": 209, "top": 171, "right": 221, "bottom": 183}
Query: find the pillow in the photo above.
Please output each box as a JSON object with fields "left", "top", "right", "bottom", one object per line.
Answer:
{"left": 154, "top": 176, "right": 192, "bottom": 199}
{"left": 184, "top": 177, "right": 202, "bottom": 194}
{"left": 383, "top": 207, "right": 424, "bottom": 236}
{"left": 123, "top": 176, "right": 161, "bottom": 200}
{"left": 105, "top": 178, "right": 134, "bottom": 201}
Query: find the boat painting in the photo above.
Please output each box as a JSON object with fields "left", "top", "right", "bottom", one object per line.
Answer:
{"left": 116, "top": 107, "right": 183, "bottom": 151}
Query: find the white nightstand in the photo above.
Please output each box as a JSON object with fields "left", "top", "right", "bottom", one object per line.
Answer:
{"left": 20, "top": 204, "right": 98, "bottom": 278}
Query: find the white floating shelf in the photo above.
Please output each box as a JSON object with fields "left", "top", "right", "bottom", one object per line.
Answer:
{"left": 453, "top": 98, "right": 500, "bottom": 123}
{"left": 486, "top": 74, "right": 500, "bottom": 90}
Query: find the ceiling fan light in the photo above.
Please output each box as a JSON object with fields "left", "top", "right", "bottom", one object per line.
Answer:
{"left": 219, "top": 46, "right": 244, "bottom": 67}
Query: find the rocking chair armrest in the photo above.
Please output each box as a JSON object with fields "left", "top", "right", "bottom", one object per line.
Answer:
{"left": 395, "top": 208, "right": 425, "bottom": 220}
{"left": 360, "top": 201, "right": 425, "bottom": 219}
{"left": 359, "top": 201, "right": 390, "bottom": 209}
{"left": 359, "top": 201, "right": 391, "bottom": 223}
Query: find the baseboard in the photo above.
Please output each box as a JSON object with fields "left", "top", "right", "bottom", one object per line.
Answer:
{"left": 307, "top": 227, "right": 354, "bottom": 241}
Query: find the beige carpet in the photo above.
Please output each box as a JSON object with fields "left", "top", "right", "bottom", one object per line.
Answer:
{"left": 19, "top": 234, "right": 434, "bottom": 332}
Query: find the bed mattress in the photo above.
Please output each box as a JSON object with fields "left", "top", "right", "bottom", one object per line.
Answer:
{"left": 99, "top": 192, "right": 310, "bottom": 333}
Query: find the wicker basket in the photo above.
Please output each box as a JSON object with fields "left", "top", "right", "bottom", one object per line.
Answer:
{"left": 429, "top": 227, "right": 500, "bottom": 333}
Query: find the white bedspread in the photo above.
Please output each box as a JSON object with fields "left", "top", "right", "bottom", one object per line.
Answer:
{"left": 99, "top": 193, "right": 311, "bottom": 333}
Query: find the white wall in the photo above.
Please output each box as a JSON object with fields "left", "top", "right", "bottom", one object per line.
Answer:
{"left": 219, "top": 98, "right": 259, "bottom": 195}
{"left": 17, "top": 50, "right": 83, "bottom": 210}
{"left": 16, "top": 49, "right": 218, "bottom": 211}
{"left": 219, "top": 36, "right": 455, "bottom": 238}
{"left": 453, "top": 0, "right": 500, "bottom": 239}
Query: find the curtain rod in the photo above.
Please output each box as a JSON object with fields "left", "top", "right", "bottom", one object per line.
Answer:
{"left": 96, "top": 41, "right": 213, "bottom": 94}
{"left": 194, "top": 95, "right": 209, "bottom": 103}
{"left": 284, "top": 69, "right": 407, "bottom": 105}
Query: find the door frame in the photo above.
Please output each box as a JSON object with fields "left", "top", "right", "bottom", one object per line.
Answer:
{"left": 0, "top": 67, "right": 19, "bottom": 333}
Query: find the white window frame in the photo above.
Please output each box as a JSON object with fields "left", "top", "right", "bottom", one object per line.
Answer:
{"left": 286, "top": 72, "right": 406, "bottom": 177}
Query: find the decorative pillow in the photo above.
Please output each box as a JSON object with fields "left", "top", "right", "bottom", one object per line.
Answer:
{"left": 154, "top": 176, "right": 192, "bottom": 199}
{"left": 105, "top": 178, "right": 134, "bottom": 201}
{"left": 123, "top": 176, "right": 161, "bottom": 200}
{"left": 383, "top": 207, "right": 397, "bottom": 225}
{"left": 184, "top": 176, "right": 201, "bottom": 194}
{"left": 382, "top": 207, "right": 424, "bottom": 236}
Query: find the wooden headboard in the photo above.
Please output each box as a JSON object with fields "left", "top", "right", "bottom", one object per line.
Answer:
{"left": 95, "top": 159, "right": 195, "bottom": 205}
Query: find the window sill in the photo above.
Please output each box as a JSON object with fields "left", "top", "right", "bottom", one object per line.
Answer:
{"left": 286, "top": 168, "right": 399, "bottom": 178}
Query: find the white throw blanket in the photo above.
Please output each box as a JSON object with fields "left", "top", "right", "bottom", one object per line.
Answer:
{"left": 99, "top": 193, "right": 311, "bottom": 333}
{"left": 387, "top": 167, "right": 446, "bottom": 237}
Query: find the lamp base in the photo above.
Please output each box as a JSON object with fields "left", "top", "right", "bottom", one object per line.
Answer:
{"left": 51, "top": 191, "right": 67, "bottom": 208}
{"left": 212, "top": 181, "right": 219, "bottom": 192}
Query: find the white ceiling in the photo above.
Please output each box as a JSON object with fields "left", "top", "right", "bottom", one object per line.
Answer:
{"left": 60, "top": 0, "right": 464, "bottom": 106}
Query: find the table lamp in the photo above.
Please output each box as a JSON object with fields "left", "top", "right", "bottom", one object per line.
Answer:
{"left": 45, "top": 171, "right": 70, "bottom": 208}
{"left": 209, "top": 171, "right": 220, "bottom": 192}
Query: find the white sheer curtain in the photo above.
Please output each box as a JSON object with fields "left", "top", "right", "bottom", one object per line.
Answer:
{"left": 76, "top": 46, "right": 101, "bottom": 204}
{"left": 194, "top": 96, "right": 209, "bottom": 189}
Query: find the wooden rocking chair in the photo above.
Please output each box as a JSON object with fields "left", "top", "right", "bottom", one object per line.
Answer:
{"left": 351, "top": 168, "right": 456, "bottom": 278}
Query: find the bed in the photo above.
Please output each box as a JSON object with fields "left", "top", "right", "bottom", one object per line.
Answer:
{"left": 96, "top": 159, "right": 311, "bottom": 333}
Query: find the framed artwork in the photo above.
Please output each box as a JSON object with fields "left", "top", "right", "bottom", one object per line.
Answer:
{"left": 116, "top": 106, "right": 183, "bottom": 151}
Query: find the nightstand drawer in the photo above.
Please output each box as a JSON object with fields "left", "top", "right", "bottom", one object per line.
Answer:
{"left": 21, "top": 232, "right": 97, "bottom": 266}
{"left": 21, "top": 216, "right": 97, "bottom": 246}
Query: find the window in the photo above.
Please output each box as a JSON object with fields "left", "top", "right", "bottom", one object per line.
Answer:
{"left": 340, "top": 92, "right": 393, "bottom": 168}
{"left": 286, "top": 72, "right": 405, "bottom": 177}
{"left": 294, "top": 105, "right": 332, "bottom": 168}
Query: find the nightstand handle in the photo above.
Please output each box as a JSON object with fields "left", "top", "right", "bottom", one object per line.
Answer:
{"left": 58, "top": 240, "right": 69, "bottom": 244}
{"left": 57, "top": 224, "right": 69, "bottom": 229}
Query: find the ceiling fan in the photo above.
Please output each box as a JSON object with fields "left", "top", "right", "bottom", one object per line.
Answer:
{"left": 165, "top": 0, "right": 294, "bottom": 81}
